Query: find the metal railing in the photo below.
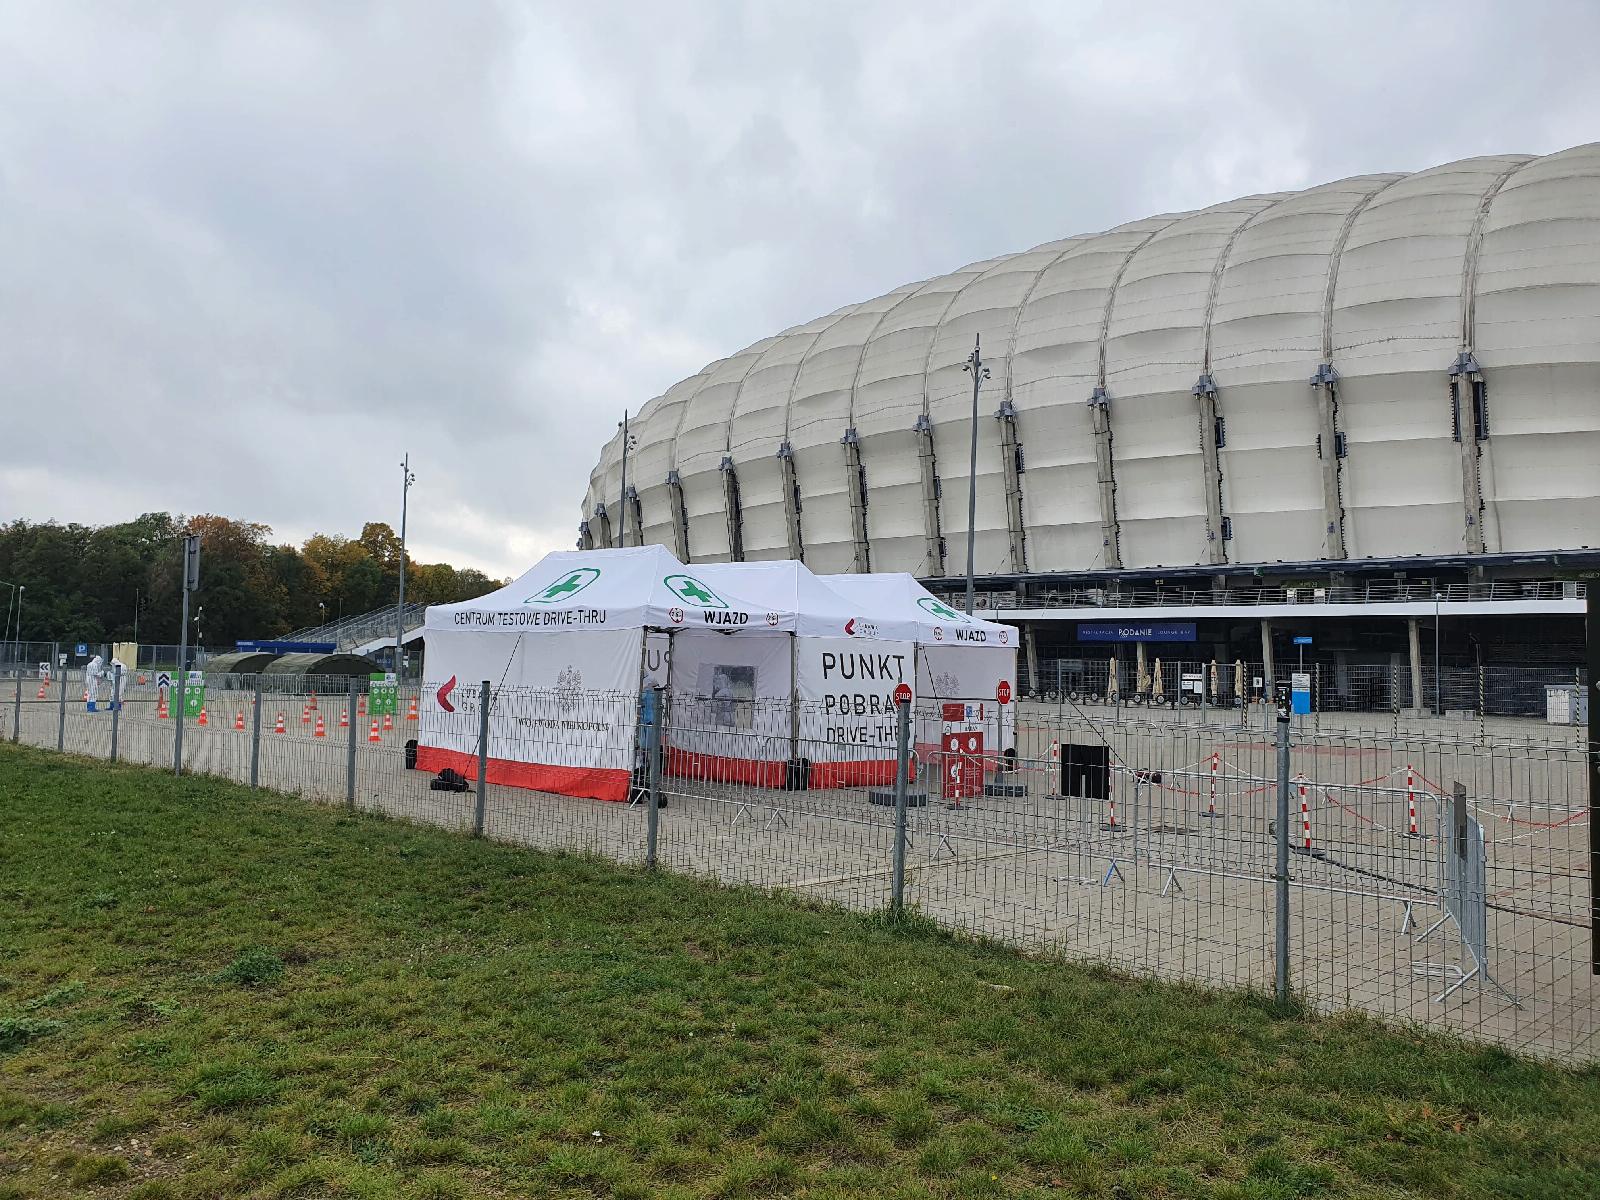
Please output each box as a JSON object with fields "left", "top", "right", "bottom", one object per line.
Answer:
{"left": 933, "top": 579, "right": 1586, "bottom": 612}
{"left": 282, "top": 602, "right": 426, "bottom": 651}
{"left": 8, "top": 675, "right": 1593, "bottom": 1065}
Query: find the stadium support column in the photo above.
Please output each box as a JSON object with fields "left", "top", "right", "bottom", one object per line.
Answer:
{"left": 1309, "top": 364, "right": 1347, "bottom": 559}
{"left": 666, "top": 471, "right": 690, "bottom": 560}
{"left": 777, "top": 441, "right": 804, "bottom": 560}
{"left": 1407, "top": 618, "right": 1424, "bottom": 713}
{"left": 1260, "top": 619, "right": 1275, "bottom": 696}
{"left": 1088, "top": 388, "right": 1122, "bottom": 569}
{"left": 592, "top": 503, "right": 614, "bottom": 549}
{"left": 577, "top": 521, "right": 594, "bottom": 551}
{"left": 719, "top": 456, "right": 746, "bottom": 562}
{"left": 996, "top": 400, "right": 1028, "bottom": 573}
{"left": 841, "top": 428, "right": 871, "bottom": 574}
{"left": 1449, "top": 351, "right": 1487, "bottom": 554}
{"left": 1193, "top": 374, "right": 1227, "bottom": 565}
{"left": 624, "top": 487, "right": 643, "bottom": 548}
{"left": 913, "top": 415, "right": 945, "bottom": 576}
{"left": 1024, "top": 623, "right": 1039, "bottom": 695}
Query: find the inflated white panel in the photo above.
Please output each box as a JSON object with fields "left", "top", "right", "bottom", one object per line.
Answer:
{"left": 856, "top": 428, "right": 929, "bottom": 574}
{"left": 735, "top": 453, "right": 789, "bottom": 561}
{"left": 729, "top": 310, "right": 846, "bottom": 458}
{"left": 928, "top": 417, "right": 1012, "bottom": 576}
{"left": 1214, "top": 379, "right": 1326, "bottom": 562}
{"left": 680, "top": 469, "right": 730, "bottom": 564}
{"left": 788, "top": 442, "right": 855, "bottom": 573}
{"left": 853, "top": 275, "right": 981, "bottom": 439}
{"left": 1337, "top": 371, "right": 1460, "bottom": 557}
{"left": 637, "top": 479, "right": 676, "bottom": 552}
{"left": 676, "top": 340, "right": 780, "bottom": 480}
{"left": 1110, "top": 387, "right": 1208, "bottom": 567}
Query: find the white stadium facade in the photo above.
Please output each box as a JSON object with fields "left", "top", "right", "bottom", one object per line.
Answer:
{"left": 581, "top": 145, "right": 1599, "bottom": 709}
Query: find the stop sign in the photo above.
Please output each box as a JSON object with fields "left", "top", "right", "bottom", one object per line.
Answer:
{"left": 893, "top": 682, "right": 913, "bottom": 705}
{"left": 996, "top": 680, "right": 1012, "bottom": 705}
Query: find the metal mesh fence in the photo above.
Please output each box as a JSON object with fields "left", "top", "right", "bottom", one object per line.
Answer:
{"left": 7, "top": 672, "right": 1594, "bottom": 1065}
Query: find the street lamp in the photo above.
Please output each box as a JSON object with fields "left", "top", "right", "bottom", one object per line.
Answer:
{"left": 617, "top": 413, "right": 638, "bottom": 548}
{"left": 959, "top": 334, "right": 991, "bottom": 616}
{"left": 1, "top": 578, "right": 17, "bottom": 667}
{"left": 396, "top": 454, "right": 416, "bottom": 675}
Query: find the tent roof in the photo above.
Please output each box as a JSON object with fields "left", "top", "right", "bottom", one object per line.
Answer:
{"left": 821, "top": 572, "right": 1019, "bottom": 647}
{"left": 424, "top": 545, "right": 796, "bottom": 636}
{"left": 689, "top": 561, "right": 923, "bottom": 641}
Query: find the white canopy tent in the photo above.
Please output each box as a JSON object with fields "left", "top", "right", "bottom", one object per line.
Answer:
{"left": 419, "top": 545, "right": 795, "bottom": 800}
{"left": 419, "top": 548, "right": 1020, "bottom": 801}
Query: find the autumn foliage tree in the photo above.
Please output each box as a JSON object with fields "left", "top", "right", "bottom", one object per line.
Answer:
{"left": 0, "top": 513, "right": 500, "bottom": 647}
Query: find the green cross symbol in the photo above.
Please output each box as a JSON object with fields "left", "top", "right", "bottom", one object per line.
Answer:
{"left": 526, "top": 567, "right": 600, "bottom": 604}
{"left": 919, "top": 596, "right": 962, "bottom": 621}
{"left": 544, "top": 573, "right": 585, "bottom": 598}
{"left": 663, "top": 574, "right": 727, "bottom": 608}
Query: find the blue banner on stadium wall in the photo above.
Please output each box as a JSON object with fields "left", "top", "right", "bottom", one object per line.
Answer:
{"left": 1077, "top": 622, "right": 1197, "bottom": 643}
{"left": 236, "top": 640, "right": 338, "bottom": 654}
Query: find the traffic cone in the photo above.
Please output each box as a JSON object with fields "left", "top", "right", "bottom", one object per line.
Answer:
{"left": 157, "top": 692, "right": 168, "bottom": 718}
{"left": 339, "top": 708, "right": 349, "bottom": 729}
{"left": 382, "top": 711, "right": 394, "bottom": 732}
{"left": 314, "top": 713, "right": 327, "bottom": 738}
{"left": 308, "top": 691, "right": 318, "bottom": 711}
{"left": 357, "top": 694, "right": 367, "bottom": 716}
{"left": 83, "top": 689, "right": 90, "bottom": 702}
{"left": 273, "top": 713, "right": 287, "bottom": 734}
{"left": 36, "top": 682, "right": 47, "bottom": 700}
{"left": 405, "top": 696, "right": 419, "bottom": 722}
{"left": 196, "top": 707, "right": 209, "bottom": 727}
{"left": 301, "top": 704, "right": 312, "bottom": 725}
{"left": 234, "top": 710, "right": 245, "bottom": 731}
{"left": 368, "top": 718, "right": 381, "bottom": 743}
{"left": 137, "top": 673, "right": 147, "bottom": 685}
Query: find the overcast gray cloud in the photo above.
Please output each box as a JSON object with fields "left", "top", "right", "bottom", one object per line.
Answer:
{"left": 2, "top": 0, "right": 1596, "bottom": 577}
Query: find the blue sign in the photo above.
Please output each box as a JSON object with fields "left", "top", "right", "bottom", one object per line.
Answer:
{"left": 1293, "top": 636, "right": 1313, "bottom": 645}
{"left": 1290, "top": 671, "right": 1312, "bottom": 715}
{"left": 75, "top": 643, "right": 88, "bottom": 656}
{"left": 1078, "top": 622, "right": 1197, "bottom": 644}
{"left": 235, "top": 640, "right": 338, "bottom": 654}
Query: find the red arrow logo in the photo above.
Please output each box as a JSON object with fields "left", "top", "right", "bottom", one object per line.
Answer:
{"left": 437, "top": 675, "right": 457, "bottom": 712}
{"left": 844, "top": 618, "right": 856, "bottom": 636}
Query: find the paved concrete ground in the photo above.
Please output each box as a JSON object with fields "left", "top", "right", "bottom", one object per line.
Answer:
{"left": 9, "top": 681, "right": 1594, "bottom": 1064}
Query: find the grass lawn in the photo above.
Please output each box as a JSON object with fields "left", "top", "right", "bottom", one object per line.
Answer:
{"left": 1, "top": 744, "right": 1597, "bottom": 1199}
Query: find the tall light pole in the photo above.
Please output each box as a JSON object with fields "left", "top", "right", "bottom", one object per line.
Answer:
{"left": 960, "top": 334, "right": 991, "bottom": 616}
{"left": 396, "top": 454, "right": 416, "bottom": 675}
{"left": 618, "top": 412, "right": 637, "bottom": 548}
{"left": 1, "top": 578, "right": 16, "bottom": 666}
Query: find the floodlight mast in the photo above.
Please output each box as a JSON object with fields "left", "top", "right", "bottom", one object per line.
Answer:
{"left": 960, "top": 334, "right": 991, "bottom": 616}
{"left": 396, "top": 454, "right": 416, "bottom": 675}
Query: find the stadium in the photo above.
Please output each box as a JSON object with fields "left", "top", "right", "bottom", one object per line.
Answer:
{"left": 581, "top": 145, "right": 1599, "bottom": 709}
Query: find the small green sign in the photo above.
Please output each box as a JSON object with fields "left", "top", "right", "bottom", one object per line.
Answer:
{"left": 182, "top": 678, "right": 206, "bottom": 718}
{"left": 368, "top": 672, "right": 399, "bottom": 716}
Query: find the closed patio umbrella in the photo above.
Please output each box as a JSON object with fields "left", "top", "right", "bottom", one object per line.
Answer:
{"left": 1152, "top": 657, "right": 1165, "bottom": 702}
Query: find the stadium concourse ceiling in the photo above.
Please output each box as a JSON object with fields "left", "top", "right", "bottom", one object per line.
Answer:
{"left": 583, "top": 144, "right": 1600, "bottom": 582}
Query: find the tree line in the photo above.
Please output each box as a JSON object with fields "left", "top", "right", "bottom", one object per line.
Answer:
{"left": 0, "top": 513, "right": 502, "bottom": 649}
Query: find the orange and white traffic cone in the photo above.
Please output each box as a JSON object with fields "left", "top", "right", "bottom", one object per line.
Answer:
{"left": 368, "top": 718, "right": 381, "bottom": 743}
{"left": 36, "top": 682, "right": 47, "bottom": 700}
{"left": 405, "top": 696, "right": 418, "bottom": 722}
{"left": 273, "top": 713, "right": 287, "bottom": 734}
{"left": 382, "top": 711, "right": 394, "bottom": 732}
{"left": 357, "top": 694, "right": 367, "bottom": 717}
{"left": 308, "top": 691, "right": 318, "bottom": 711}
{"left": 301, "top": 704, "right": 312, "bottom": 725}
{"left": 234, "top": 710, "right": 245, "bottom": 731}
{"left": 137, "top": 673, "right": 147, "bottom": 685}
{"left": 157, "top": 692, "right": 169, "bottom": 718}
{"left": 196, "top": 707, "right": 209, "bottom": 727}
{"left": 339, "top": 708, "right": 349, "bottom": 729}
{"left": 314, "top": 713, "right": 326, "bottom": 738}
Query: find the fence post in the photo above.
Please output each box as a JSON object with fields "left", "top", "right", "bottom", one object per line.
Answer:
{"left": 345, "top": 677, "right": 358, "bottom": 810}
{"left": 110, "top": 665, "right": 122, "bottom": 763}
{"left": 11, "top": 671, "right": 20, "bottom": 744}
{"left": 173, "top": 670, "right": 185, "bottom": 776}
{"left": 1274, "top": 693, "right": 1291, "bottom": 1005}
{"left": 645, "top": 687, "right": 663, "bottom": 870}
{"left": 250, "top": 678, "right": 263, "bottom": 789}
{"left": 890, "top": 692, "right": 912, "bottom": 915}
{"left": 56, "top": 664, "right": 67, "bottom": 752}
{"left": 473, "top": 681, "right": 490, "bottom": 837}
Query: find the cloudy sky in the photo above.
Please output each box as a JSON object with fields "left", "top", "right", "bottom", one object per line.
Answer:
{"left": 2, "top": 1, "right": 1596, "bottom": 578}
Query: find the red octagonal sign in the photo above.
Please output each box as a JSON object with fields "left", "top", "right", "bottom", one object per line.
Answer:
{"left": 996, "top": 680, "right": 1012, "bottom": 705}
{"left": 893, "top": 682, "right": 913, "bottom": 705}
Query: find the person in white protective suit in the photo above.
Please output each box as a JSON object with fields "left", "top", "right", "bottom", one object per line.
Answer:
{"left": 84, "top": 654, "right": 106, "bottom": 710}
